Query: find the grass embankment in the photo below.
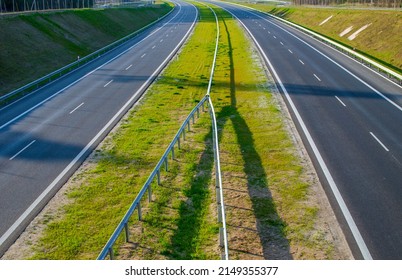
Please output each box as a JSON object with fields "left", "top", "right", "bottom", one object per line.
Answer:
{"left": 241, "top": 2, "right": 402, "bottom": 73}
{"left": 10, "top": 4, "right": 345, "bottom": 260}
{"left": 0, "top": 3, "right": 172, "bottom": 96}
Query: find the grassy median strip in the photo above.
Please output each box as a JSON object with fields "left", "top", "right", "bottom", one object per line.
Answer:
{"left": 207, "top": 5, "right": 339, "bottom": 260}
{"left": 25, "top": 3, "right": 219, "bottom": 260}
{"left": 16, "top": 3, "right": 343, "bottom": 260}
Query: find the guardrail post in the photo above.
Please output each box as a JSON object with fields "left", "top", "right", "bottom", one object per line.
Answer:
{"left": 182, "top": 129, "right": 186, "bottom": 141}
{"left": 137, "top": 202, "right": 142, "bottom": 221}
{"left": 108, "top": 247, "right": 114, "bottom": 260}
{"left": 187, "top": 121, "right": 191, "bottom": 131}
{"left": 217, "top": 190, "right": 222, "bottom": 223}
{"left": 148, "top": 185, "right": 152, "bottom": 202}
{"left": 97, "top": 96, "right": 216, "bottom": 261}
{"left": 177, "top": 136, "right": 181, "bottom": 149}
{"left": 219, "top": 227, "right": 224, "bottom": 247}
{"left": 124, "top": 222, "right": 130, "bottom": 242}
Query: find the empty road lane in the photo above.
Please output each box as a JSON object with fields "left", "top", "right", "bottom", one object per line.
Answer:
{"left": 210, "top": 1, "right": 402, "bottom": 259}
{"left": 0, "top": 0, "right": 197, "bottom": 256}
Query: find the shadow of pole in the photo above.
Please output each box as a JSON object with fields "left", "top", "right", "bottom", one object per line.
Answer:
{"left": 217, "top": 12, "right": 292, "bottom": 259}
{"left": 163, "top": 128, "right": 217, "bottom": 259}
{"left": 149, "top": 9, "right": 293, "bottom": 260}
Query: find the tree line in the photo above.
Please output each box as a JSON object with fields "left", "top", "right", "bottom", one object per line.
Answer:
{"left": 292, "top": 0, "right": 402, "bottom": 8}
{"left": 0, "top": 0, "right": 95, "bottom": 12}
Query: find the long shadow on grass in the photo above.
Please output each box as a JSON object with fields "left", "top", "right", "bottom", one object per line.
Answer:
{"left": 217, "top": 13, "right": 292, "bottom": 259}
{"left": 161, "top": 130, "right": 217, "bottom": 259}
{"left": 161, "top": 11, "right": 292, "bottom": 260}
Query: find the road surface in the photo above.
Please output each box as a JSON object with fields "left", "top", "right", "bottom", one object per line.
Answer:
{"left": 0, "top": 0, "right": 197, "bottom": 256}
{"left": 210, "top": 0, "right": 402, "bottom": 260}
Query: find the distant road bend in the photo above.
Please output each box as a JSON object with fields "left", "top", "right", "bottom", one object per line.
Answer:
{"left": 207, "top": 1, "right": 402, "bottom": 259}
{"left": 0, "top": 0, "right": 197, "bottom": 256}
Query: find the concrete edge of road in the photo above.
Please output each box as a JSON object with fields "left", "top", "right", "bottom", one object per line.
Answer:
{"left": 222, "top": 1, "right": 402, "bottom": 86}
{"left": 0, "top": 3, "right": 176, "bottom": 104}
{"left": 0, "top": 0, "right": 198, "bottom": 258}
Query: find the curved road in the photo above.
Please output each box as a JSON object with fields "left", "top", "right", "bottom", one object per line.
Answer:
{"left": 0, "top": 0, "right": 197, "bottom": 256}
{"left": 209, "top": 1, "right": 402, "bottom": 259}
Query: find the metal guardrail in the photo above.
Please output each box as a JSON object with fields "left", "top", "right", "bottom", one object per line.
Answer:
{"left": 98, "top": 1, "right": 229, "bottom": 260}
{"left": 97, "top": 94, "right": 228, "bottom": 260}
{"left": 201, "top": 1, "right": 229, "bottom": 260}
{"left": 97, "top": 96, "right": 209, "bottom": 260}
{"left": 229, "top": 2, "right": 402, "bottom": 85}
{"left": 0, "top": 5, "right": 174, "bottom": 103}
{"left": 207, "top": 96, "right": 229, "bottom": 260}
{"left": 97, "top": 95, "right": 211, "bottom": 260}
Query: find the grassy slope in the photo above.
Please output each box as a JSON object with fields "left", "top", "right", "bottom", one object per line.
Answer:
{"left": 18, "top": 3, "right": 344, "bottom": 260}
{"left": 242, "top": 3, "right": 402, "bottom": 72}
{"left": 0, "top": 4, "right": 172, "bottom": 95}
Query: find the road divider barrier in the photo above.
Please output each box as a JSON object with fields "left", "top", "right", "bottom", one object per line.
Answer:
{"left": 97, "top": 95, "right": 229, "bottom": 260}
{"left": 98, "top": 2, "right": 228, "bottom": 260}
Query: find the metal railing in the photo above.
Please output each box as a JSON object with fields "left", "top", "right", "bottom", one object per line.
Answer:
{"left": 0, "top": 5, "right": 174, "bottom": 103}
{"left": 201, "top": 1, "right": 229, "bottom": 260}
{"left": 230, "top": 1, "right": 402, "bottom": 85}
{"left": 97, "top": 95, "right": 210, "bottom": 260}
{"left": 97, "top": 94, "right": 228, "bottom": 260}
{"left": 98, "top": 1, "right": 229, "bottom": 260}
{"left": 207, "top": 96, "right": 229, "bottom": 260}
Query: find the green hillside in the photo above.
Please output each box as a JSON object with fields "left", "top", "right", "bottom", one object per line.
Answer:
{"left": 0, "top": 4, "right": 172, "bottom": 96}
{"left": 245, "top": 3, "right": 402, "bottom": 73}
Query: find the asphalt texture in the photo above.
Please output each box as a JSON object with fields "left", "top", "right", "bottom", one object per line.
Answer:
{"left": 208, "top": 0, "right": 402, "bottom": 260}
{"left": 0, "top": 0, "right": 197, "bottom": 256}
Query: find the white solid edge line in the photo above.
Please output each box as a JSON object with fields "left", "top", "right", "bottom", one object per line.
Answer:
{"left": 0, "top": 1, "right": 198, "bottom": 248}
{"left": 251, "top": 9, "right": 402, "bottom": 113}
{"left": 0, "top": 4, "right": 183, "bottom": 132}
{"left": 228, "top": 0, "right": 402, "bottom": 89}
{"left": 222, "top": 4, "right": 373, "bottom": 260}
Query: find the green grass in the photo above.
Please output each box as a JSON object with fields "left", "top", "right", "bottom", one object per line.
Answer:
{"left": 209, "top": 6, "right": 334, "bottom": 259}
{"left": 24, "top": 3, "right": 340, "bottom": 260}
{"left": 242, "top": 2, "right": 402, "bottom": 73}
{"left": 29, "top": 3, "right": 220, "bottom": 260}
{"left": 0, "top": 4, "right": 173, "bottom": 96}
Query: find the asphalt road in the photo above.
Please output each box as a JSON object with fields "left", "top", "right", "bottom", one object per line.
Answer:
{"left": 0, "top": 0, "right": 197, "bottom": 256}
{"left": 209, "top": 1, "right": 402, "bottom": 259}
